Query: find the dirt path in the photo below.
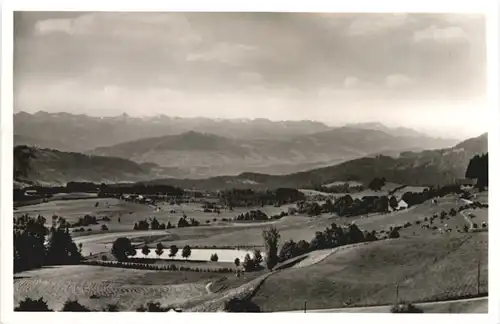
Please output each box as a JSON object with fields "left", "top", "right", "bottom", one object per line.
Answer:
{"left": 280, "top": 296, "right": 488, "bottom": 313}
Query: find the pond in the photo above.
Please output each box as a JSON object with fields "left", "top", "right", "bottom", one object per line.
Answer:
{"left": 134, "top": 248, "right": 266, "bottom": 263}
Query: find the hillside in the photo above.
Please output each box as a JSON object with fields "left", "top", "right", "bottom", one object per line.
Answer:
{"left": 14, "top": 111, "right": 331, "bottom": 152}
{"left": 13, "top": 146, "right": 165, "bottom": 186}
{"left": 13, "top": 132, "right": 485, "bottom": 188}
{"left": 89, "top": 127, "right": 457, "bottom": 178}
{"left": 143, "top": 133, "right": 487, "bottom": 190}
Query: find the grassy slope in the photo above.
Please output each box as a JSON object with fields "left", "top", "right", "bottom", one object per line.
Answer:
{"left": 14, "top": 265, "right": 263, "bottom": 311}
{"left": 251, "top": 232, "right": 487, "bottom": 312}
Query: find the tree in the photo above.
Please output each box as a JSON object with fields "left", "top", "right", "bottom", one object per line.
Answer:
{"left": 111, "top": 237, "right": 136, "bottom": 261}
{"left": 346, "top": 223, "right": 365, "bottom": 244}
{"left": 155, "top": 243, "right": 165, "bottom": 257}
{"left": 388, "top": 227, "right": 400, "bottom": 239}
{"left": 15, "top": 297, "right": 52, "bottom": 311}
{"left": 253, "top": 250, "right": 263, "bottom": 267}
{"left": 466, "top": 153, "right": 488, "bottom": 191}
{"left": 234, "top": 257, "right": 240, "bottom": 267}
{"left": 389, "top": 196, "right": 399, "bottom": 210}
{"left": 368, "top": 177, "right": 386, "bottom": 191}
{"left": 45, "top": 225, "right": 82, "bottom": 265}
{"left": 150, "top": 217, "right": 160, "bottom": 230}
{"left": 166, "top": 221, "right": 173, "bottom": 229}
{"left": 210, "top": 253, "right": 219, "bottom": 262}
{"left": 182, "top": 245, "right": 192, "bottom": 260}
{"left": 242, "top": 253, "right": 255, "bottom": 272}
{"left": 169, "top": 245, "right": 178, "bottom": 258}
{"left": 141, "top": 244, "right": 151, "bottom": 257}
{"left": 262, "top": 226, "right": 280, "bottom": 270}
{"left": 296, "top": 240, "right": 310, "bottom": 255}
{"left": 61, "top": 300, "right": 91, "bottom": 312}
{"left": 279, "top": 240, "right": 298, "bottom": 262}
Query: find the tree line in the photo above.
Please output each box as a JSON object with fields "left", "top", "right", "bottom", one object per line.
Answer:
{"left": 14, "top": 214, "right": 83, "bottom": 273}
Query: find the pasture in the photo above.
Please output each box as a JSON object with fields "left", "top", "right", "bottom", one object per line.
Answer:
{"left": 251, "top": 232, "right": 488, "bottom": 312}
{"left": 13, "top": 190, "right": 489, "bottom": 313}
{"left": 14, "top": 264, "right": 264, "bottom": 311}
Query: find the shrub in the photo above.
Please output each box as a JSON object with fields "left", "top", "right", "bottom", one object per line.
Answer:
{"left": 87, "top": 228, "right": 92, "bottom": 232}
{"left": 473, "top": 223, "right": 478, "bottom": 229}
{"left": 15, "top": 297, "right": 52, "bottom": 311}
{"left": 224, "top": 297, "right": 261, "bottom": 312}
{"left": 144, "top": 302, "right": 171, "bottom": 312}
{"left": 390, "top": 303, "right": 423, "bottom": 313}
{"left": 100, "top": 224, "right": 109, "bottom": 231}
{"left": 210, "top": 253, "right": 219, "bottom": 262}
{"left": 102, "top": 303, "right": 120, "bottom": 312}
{"left": 61, "top": 300, "right": 91, "bottom": 312}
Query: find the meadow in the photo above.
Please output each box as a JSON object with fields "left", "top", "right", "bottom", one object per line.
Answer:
{"left": 13, "top": 187, "right": 489, "bottom": 313}
{"left": 251, "top": 232, "right": 488, "bottom": 312}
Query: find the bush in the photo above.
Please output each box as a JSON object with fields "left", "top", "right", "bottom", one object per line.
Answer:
{"left": 224, "top": 297, "right": 261, "bottom": 312}
{"left": 136, "top": 302, "right": 171, "bottom": 312}
{"left": 102, "top": 303, "right": 120, "bottom": 312}
{"left": 210, "top": 253, "right": 219, "bottom": 262}
{"left": 15, "top": 297, "right": 52, "bottom": 311}
{"left": 390, "top": 303, "right": 423, "bottom": 313}
{"left": 61, "top": 300, "right": 91, "bottom": 312}
{"left": 473, "top": 223, "right": 478, "bottom": 229}
{"left": 100, "top": 224, "right": 109, "bottom": 231}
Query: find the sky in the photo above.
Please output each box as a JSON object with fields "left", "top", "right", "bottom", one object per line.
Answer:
{"left": 14, "top": 12, "right": 487, "bottom": 138}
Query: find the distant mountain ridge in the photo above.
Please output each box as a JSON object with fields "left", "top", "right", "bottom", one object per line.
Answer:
{"left": 14, "top": 133, "right": 487, "bottom": 189}
{"left": 141, "top": 132, "right": 487, "bottom": 190}
{"left": 89, "top": 126, "right": 458, "bottom": 178}
{"left": 14, "top": 111, "right": 331, "bottom": 151}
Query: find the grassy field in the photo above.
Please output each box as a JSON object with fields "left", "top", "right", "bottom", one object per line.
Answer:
{"left": 15, "top": 197, "right": 296, "bottom": 233}
{"left": 14, "top": 190, "right": 489, "bottom": 312}
{"left": 250, "top": 232, "right": 488, "bottom": 312}
{"left": 14, "top": 264, "right": 264, "bottom": 311}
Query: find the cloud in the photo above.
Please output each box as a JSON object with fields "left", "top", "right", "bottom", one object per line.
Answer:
{"left": 347, "top": 13, "right": 413, "bottom": 35}
{"left": 34, "top": 13, "right": 202, "bottom": 46}
{"left": 385, "top": 74, "right": 414, "bottom": 89}
{"left": 186, "top": 42, "right": 269, "bottom": 66}
{"left": 239, "top": 71, "right": 264, "bottom": 84}
{"left": 343, "top": 76, "right": 359, "bottom": 88}
{"left": 413, "top": 25, "right": 469, "bottom": 43}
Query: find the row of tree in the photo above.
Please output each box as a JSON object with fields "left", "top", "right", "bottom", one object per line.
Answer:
{"left": 218, "top": 188, "right": 305, "bottom": 208}
{"left": 111, "top": 238, "right": 193, "bottom": 261}
{"left": 234, "top": 210, "right": 269, "bottom": 221}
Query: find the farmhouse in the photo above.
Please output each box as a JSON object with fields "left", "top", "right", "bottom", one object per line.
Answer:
{"left": 388, "top": 198, "right": 408, "bottom": 212}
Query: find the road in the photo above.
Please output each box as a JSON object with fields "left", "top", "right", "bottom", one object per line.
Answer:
{"left": 281, "top": 296, "right": 488, "bottom": 313}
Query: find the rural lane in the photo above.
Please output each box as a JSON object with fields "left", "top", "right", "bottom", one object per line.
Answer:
{"left": 280, "top": 296, "right": 488, "bottom": 313}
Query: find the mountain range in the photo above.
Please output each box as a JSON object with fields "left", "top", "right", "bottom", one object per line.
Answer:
{"left": 14, "top": 111, "right": 330, "bottom": 152}
{"left": 88, "top": 127, "right": 458, "bottom": 178}
{"left": 15, "top": 111, "right": 461, "bottom": 178}
{"left": 14, "top": 130, "right": 487, "bottom": 189}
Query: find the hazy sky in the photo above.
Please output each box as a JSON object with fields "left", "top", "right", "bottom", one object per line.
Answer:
{"left": 14, "top": 12, "right": 487, "bottom": 138}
